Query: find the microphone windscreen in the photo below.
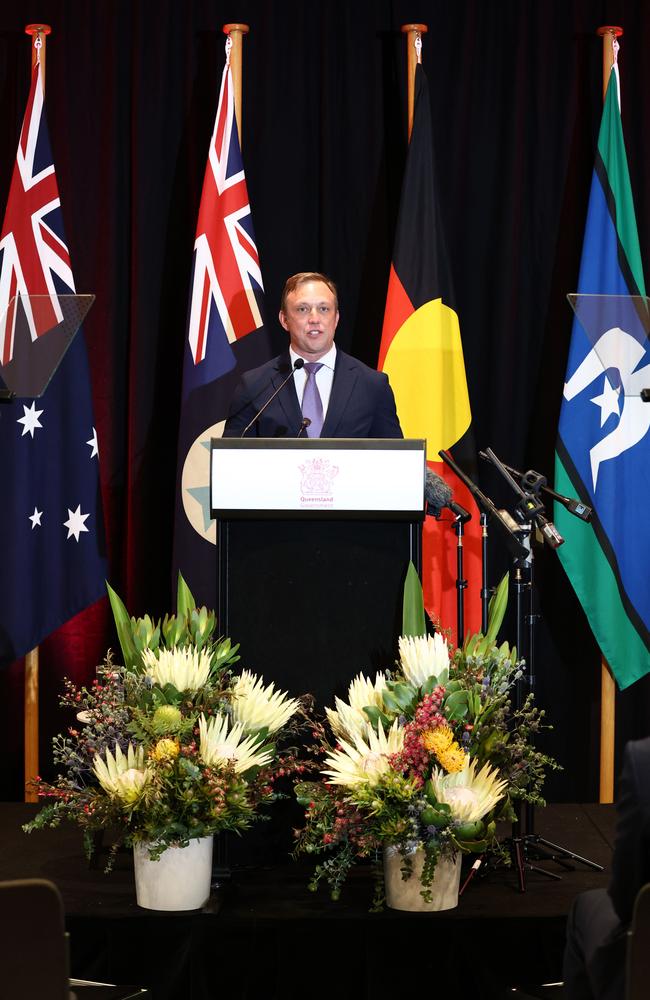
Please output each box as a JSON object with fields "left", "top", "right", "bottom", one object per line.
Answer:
{"left": 293, "top": 357, "right": 305, "bottom": 370}
{"left": 424, "top": 468, "right": 452, "bottom": 516}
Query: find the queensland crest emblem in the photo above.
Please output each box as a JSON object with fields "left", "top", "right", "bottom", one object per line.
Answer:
{"left": 299, "top": 458, "right": 339, "bottom": 496}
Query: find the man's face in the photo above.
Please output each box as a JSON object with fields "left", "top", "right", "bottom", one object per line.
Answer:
{"left": 279, "top": 280, "right": 339, "bottom": 361}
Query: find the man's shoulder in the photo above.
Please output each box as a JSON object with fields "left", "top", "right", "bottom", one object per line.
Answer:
{"left": 240, "top": 353, "right": 288, "bottom": 385}
{"left": 336, "top": 349, "right": 386, "bottom": 380}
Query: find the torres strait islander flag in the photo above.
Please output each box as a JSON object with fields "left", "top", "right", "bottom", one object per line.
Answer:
{"left": 555, "top": 60, "right": 650, "bottom": 689}
{"left": 379, "top": 63, "right": 481, "bottom": 643}
{"left": 173, "top": 40, "right": 271, "bottom": 608}
{"left": 0, "top": 57, "right": 106, "bottom": 665}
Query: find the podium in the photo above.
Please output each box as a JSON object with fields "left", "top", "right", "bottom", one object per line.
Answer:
{"left": 211, "top": 438, "right": 425, "bottom": 705}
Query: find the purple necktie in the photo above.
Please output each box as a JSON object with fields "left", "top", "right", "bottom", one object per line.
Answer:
{"left": 302, "top": 362, "right": 324, "bottom": 437}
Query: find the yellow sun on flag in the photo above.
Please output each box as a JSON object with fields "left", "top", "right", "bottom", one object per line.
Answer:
{"left": 382, "top": 298, "right": 471, "bottom": 453}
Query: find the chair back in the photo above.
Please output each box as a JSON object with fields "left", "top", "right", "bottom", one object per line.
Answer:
{"left": 0, "top": 877, "right": 70, "bottom": 999}
{"left": 627, "top": 882, "right": 650, "bottom": 1000}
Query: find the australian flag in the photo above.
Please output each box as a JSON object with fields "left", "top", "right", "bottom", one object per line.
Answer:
{"left": 0, "top": 58, "right": 106, "bottom": 666}
{"left": 173, "top": 39, "right": 271, "bottom": 608}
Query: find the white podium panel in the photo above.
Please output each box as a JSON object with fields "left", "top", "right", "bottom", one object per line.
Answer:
{"left": 210, "top": 438, "right": 426, "bottom": 519}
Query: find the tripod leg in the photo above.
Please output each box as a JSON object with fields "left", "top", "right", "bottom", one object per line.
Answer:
{"left": 534, "top": 836, "right": 604, "bottom": 872}
{"left": 513, "top": 837, "right": 526, "bottom": 893}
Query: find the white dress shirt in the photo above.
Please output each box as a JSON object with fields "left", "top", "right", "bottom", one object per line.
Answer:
{"left": 289, "top": 344, "right": 337, "bottom": 418}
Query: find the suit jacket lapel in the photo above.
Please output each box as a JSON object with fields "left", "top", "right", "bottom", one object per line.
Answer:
{"left": 321, "top": 350, "right": 358, "bottom": 437}
{"left": 271, "top": 353, "right": 303, "bottom": 432}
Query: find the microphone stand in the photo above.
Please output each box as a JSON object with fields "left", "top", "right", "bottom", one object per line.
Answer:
{"left": 480, "top": 447, "right": 603, "bottom": 891}
{"left": 454, "top": 515, "right": 467, "bottom": 643}
{"left": 480, "top": 513, "right": 489, "bottom": 633}
{"left": 239, "top": 358, "right": 304, "bottom": 437}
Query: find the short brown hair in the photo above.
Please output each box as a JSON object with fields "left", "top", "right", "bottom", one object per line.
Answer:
{"left": 280, "top": 272, "right": 338, "bottom": 312}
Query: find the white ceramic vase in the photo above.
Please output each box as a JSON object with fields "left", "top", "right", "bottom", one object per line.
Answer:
{"left": 383, "top": 845, "right": 462, "bottom": 912}
{"left": 133, "top": 835, "right": 213, "bottom": 911}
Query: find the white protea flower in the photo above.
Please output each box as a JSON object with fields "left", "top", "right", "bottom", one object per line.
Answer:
{"left": 198, "top": 713, "right": 274, "bottom": 773}
{"left": 429, "top": 757, "right": 507, "bottom": 823}
{"left": 398, "top": 633, "right": 450, "bottom": 688}
{"left": 322, "top": 719, "right": 405, "bottom": 788}
{"left": 93, "top": 743, "right": 149, "bottom": 804}
{"left": 326, "top": 672, "right": 387, "bottom": 741}
{"left": 142, "top": 646, "right": 211, "bottom": 693}
{"left": 230, "top": 670, "right": 299, "bottom": 734}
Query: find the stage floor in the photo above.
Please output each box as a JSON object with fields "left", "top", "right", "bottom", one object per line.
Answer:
{"left": 2, "top": 802, "right": 616, "bottom": 1000}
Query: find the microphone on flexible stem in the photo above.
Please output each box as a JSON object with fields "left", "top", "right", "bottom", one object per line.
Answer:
{"left": 424, "top": 468, "right": 472, "bottom": 523}
{"left": 297, "top": 417, "right": 311, "bottom": 438}
{"left": 481, "top": 446, "right": 565, "bottom": 549}
{"left": 478, "top": 451, "right": 592, "bottom": 523}
{"left": 240, "top": 357, "right": 305, "bottom": 437}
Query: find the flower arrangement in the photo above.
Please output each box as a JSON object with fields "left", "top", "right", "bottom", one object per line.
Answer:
{"left": 294, "top": 565, "right": 558, "bottom": 906}
{"left": 25, "top": 575, "right": 306, "bottom": 865}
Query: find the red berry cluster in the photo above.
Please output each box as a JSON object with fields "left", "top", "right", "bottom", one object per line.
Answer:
{"left": 389, "top": 686, "right": 446, "bottom": 782}
{"left": 323, "top": 799, "right": 375, "bottom": 853}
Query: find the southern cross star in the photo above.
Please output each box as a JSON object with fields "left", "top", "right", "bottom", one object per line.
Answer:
{"left": 28, "top": 507, "right": 43, "bottom": 529}
{"left": 86, "top": 427, "right": 99, "bottom": 458}
{"left": 64, "top": 504, "right": 90, "bottom": 541}
{"left": 17, "top": 402, "right": 44, "bottom": 438}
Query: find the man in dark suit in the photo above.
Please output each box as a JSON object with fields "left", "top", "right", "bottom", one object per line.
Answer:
{"left": 223, "top": 271, "right": 403, "bottom": 438}
{"left": 563, "top": 736, "right": 650, "bottom": 999}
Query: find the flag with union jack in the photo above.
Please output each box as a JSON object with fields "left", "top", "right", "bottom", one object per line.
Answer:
{"left": 0, "top": 56, "right": 106, "bottom": 667}
{"left": 173, "top": 40, "right": 270, "bottom": 607}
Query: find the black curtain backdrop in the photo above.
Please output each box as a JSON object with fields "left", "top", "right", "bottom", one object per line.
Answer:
{"left": 2, "top": 0, "right": 650, "bottom": 803}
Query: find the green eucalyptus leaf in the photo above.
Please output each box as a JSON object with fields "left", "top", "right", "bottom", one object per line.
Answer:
{"left": 485, "top": 572, "right": 509, "bottom": 644}
{"left": 162, "top": 613, "right": 187, "bottom": 648}
{"left": 363, "top": 706, "right": 392, "bottom": 730}
{"left": 176, "top": 572, "right": 196, "bottom": 620}
{"left": 464, "top": 633, "right": 479, "bottom": 656}
{"left": 402, "top": 560, "right": 426, "bottom": 638}
{"left": 444, "top": 690, "right": 470, "bottom": 720}
{"left": 387, "top": 682, "right": 417, "bottom": 712}
{"left": 381, "top": 691, "right": 401, "bottom": 714}
{"left": 106, "top": 581, "right": 141, "bottom": 670}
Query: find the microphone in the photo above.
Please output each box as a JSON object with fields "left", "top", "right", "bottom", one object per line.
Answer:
{"left": 478, "top": 451, "right": 592, "bottom": 523}
{"left": 240, "top": 358, "right": 305, "bottom": 437}
{"left": 424, "top": 468, "right": 471, "bottom": 523}
{"left": 479, "top": 448, "right": 565, "bottom": 549}
{"left": 297, "top": 417, "right": 311, "bottom": 438}
{"left": 535, "top": 513, "right": 564, "bottom": 549}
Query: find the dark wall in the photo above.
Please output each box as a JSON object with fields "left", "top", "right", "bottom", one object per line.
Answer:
{"left": 2, "top": 0, "right": 650, "bottom": 802}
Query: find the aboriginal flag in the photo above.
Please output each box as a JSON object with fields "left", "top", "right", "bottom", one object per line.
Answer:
{"left": 379, "top": 63, "right": 481, "bottom": 643}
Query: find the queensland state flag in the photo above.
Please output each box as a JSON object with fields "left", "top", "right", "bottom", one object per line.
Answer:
{"left": 173, "top": 41, "right": 271, "bottom": 607}
{"left": 379, "top": 63, "right": 481, "bottom": 643}
{"left": 555, "top": 61, "right": 650, "bottom": 689}
{"left": 0, "top": 58, "right": 106, "bottom": 666}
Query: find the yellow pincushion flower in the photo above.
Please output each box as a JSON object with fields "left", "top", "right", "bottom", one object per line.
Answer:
{"left": 421, "top": 725, "right": 466, "bottom": 773}
{"left": 421, "top": 725, "right": 454, "bottom": 754}
{"left": 436, "top": 743, "right": 467, "bottom": 773}
{"left": 150, "top": 738, "right": 180, "bottom": 763}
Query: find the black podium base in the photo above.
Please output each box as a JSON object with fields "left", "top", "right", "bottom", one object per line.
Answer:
{"left": 218, "top": 517, "right": 420, "bottom": 706}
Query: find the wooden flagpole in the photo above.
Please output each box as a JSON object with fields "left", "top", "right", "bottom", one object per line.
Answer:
{"left": 401, "top": 23, "right": 428, "bottom": 140}
{"left": 22, "top": 23, "right": 51, "bottom": 803}
{"left": 595, "top": 24, "right": 623, "bottom": 806}
{"left": 222, "top": 23, "right": 249, "bottom": 149}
